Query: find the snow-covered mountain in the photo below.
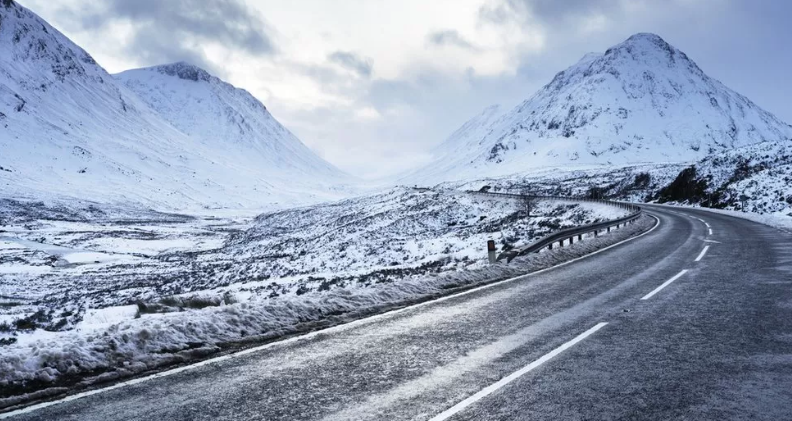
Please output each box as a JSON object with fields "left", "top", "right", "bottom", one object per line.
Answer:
{"left": 0, "top": 1, "right": 352, "bottom": 211}
{"left": 403, "top": 33, "right": 792, "bottom": 184}
{"left": 114, "top": 62, "right": 346, "bottom": 187}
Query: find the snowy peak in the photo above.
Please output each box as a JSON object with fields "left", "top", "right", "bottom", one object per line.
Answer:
{"left": 403, "top": 33, "right": 792, "bottom": 184}
{"left": 0, "top": 0, "right": 102, "bottom": 81}
{"left": 153, "top": 62, "right": 213, "bottom": 83}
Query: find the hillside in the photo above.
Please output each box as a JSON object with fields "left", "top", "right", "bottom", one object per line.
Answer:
{"left": 655, "top": 140, "right": 792, "bottom": 215}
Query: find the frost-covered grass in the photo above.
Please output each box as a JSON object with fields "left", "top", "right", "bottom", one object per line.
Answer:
{"left": 0, "top": 188, "right": 627, "bottom": 333}
{"left": 0, "top": 213, "right": 653, "bottom": 406}
{"left": 0, "top": 188, "right": 639, "bottom": 403}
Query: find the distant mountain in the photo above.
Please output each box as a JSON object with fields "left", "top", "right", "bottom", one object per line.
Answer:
{"left": 0, "top": 1, "right": 351, "bottom": 211}
{"left": 403, "top": 33, "right": 792, "bottom": 184}
{"left": 115, "top": 62, "right": 346, "bottom": 185}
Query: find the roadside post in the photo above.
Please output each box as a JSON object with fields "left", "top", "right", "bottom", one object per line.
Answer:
{"left": 487, "top": 240, "right": 496, "bottom": 264}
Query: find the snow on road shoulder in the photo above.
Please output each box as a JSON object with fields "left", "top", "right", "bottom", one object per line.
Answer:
{"left": 660, "top": 204, "right": 792, "bottom": 233}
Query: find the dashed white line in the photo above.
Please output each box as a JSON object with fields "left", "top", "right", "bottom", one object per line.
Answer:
{"left": 641, "top": 270, "right": 689, "bottom": 300}
{"left": 708, "top": 228, "right": 713, "bottom": 235}
{"left": 428, "top": 322, "right": 609, "bottom": 421}
{"left": 694, "top": 245, "right": 710, "bottom": 262}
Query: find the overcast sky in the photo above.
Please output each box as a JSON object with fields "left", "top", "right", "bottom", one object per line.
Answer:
{"left": 21, "top": 0, "right": 792, "bottom": 179}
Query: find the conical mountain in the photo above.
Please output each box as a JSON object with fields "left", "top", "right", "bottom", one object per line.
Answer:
{"left": 404, "top": 33, "right": 792, "bottom": 184}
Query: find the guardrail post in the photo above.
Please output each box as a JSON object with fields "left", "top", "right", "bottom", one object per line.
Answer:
{"left": 578, "top": 234, "right": 582, "bottom": 241}
{"left": 569, "top": 236, "right": 574, "bottom": 245}
{"left": 607, "top": 226, "right": 611, "bottom": 233}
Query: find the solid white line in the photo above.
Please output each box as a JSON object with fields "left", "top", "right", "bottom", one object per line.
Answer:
{"left": 428, "top": 322, "right": 609, "bottom": 421}
{"left": 1, "top": 216, "right": 662, "bottom": 418}
{"left": 640, "top": 270, "right": 689, "bottom": 300}
{"left": 694, "top": 245, "right": 710, "bottom": 262}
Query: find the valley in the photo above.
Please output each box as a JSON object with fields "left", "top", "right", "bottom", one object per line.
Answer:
{"left": 1, "top": 0, "right": 791, "bottom": 417}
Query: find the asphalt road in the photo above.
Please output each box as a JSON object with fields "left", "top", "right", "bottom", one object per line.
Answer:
{"left": 5, "top": 206, "right": 792, "bottom": 420}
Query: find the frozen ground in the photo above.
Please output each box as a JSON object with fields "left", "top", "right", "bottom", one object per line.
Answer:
{"left": 436, "top": 163, "right": 686, "bottom": 203}
{"left": 0, "top": 188, "right": 637, "bottom": 401}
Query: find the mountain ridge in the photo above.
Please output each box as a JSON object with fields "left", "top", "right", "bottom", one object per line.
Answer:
{"left": 0, "top": 1, "right": 352, "bottom": 211}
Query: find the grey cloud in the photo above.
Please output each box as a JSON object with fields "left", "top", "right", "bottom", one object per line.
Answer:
{"left": 63, "top": 0, "right": 274, "bottom": 71}
{"left": 527, "top": 0, "right": 622, "bottom": 22}
{"left": 327, "top": 51, "right": 373, "bottom": 78}
{"left": 479, "top": 0, "right": 623, "bottom": 25}
{"left": 427, "top": 30, "right": 479, "bottom": 51}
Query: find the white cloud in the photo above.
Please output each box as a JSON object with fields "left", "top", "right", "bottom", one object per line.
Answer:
{"left": 354, "top": 107, "right": 381, "bottom": 121}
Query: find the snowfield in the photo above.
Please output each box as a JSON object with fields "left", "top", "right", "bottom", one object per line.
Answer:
{"left": 0, "top": 188, "right": 640, "bottom": 401}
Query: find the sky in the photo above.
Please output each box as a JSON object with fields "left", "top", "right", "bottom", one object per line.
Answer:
{"left": 21, "top": 0, "right": 792, "bottom": 179}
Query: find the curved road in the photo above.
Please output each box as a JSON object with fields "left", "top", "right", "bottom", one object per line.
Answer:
{"left": 5, "top": 206, "right": 792, "bottom": 420}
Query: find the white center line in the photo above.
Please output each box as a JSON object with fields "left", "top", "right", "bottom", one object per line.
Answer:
{"left": 641, "top": 270, "right": 689, "bottom": 300}
{"left": 708, "top": 228, "right": 713, "bottom": 235}
{"left": 428, "top": 322, "right": 608, "bottom": 421}
{"left": 694, "top": 245, "right": 710, "bottom": 262}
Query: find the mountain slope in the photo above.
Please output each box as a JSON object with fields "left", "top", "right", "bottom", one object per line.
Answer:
{"left": 0, "top": 1, "right": 351, "bottom": 211}
{"left": 114, "top": 62, "right": 346, "bottom": 184}
{"left": 404, "top": 33, "right": 792, "bottom": 184}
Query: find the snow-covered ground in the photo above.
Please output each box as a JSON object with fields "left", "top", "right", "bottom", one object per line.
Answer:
{"left": 434, "top": 163, "right": 686, "bottom": 203}
{"left": 0, "top": 204, "right": 653, "bottom": 407}
{"left": 0, "top": 188, "right": 640, "bottom": 401}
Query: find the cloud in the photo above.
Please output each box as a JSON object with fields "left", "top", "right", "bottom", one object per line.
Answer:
{"left": 327, "top": 51, "right": 373, "bottom": 78}
{"left": 479, "top": 0, "right": 623, "bottom": 25}
{"left": 427, "top": 30, "right": 479, "bottom": 51}
{"left": 59, "top": 0, "right": 274, "bottom": 72}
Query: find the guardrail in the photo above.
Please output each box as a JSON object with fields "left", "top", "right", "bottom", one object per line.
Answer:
{"left": 465, "top": 191, "right": 642, "bottom": 263}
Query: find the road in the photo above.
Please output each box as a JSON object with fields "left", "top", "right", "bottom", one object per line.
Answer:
{"left": 5, "top": 205, "right": 792, "bottom": 420}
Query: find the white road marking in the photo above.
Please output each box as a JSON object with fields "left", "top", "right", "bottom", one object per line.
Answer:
{"left": 428, "top": 323, "right": 609, "bottom": 421}
{"left": 708, "top": 228, "right": 713, "bottom": 235}
{"left": 640, "top": 270, "right": 689, "bottom": 300}
{"left": 694, "top": 245, "right": 710, "bottom": 262}
{"left": 0, "top": 216, "right": 662, "bottom": 418}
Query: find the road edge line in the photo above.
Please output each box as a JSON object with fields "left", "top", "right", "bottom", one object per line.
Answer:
{"left": 428, "top": 322, "right": 609, "bottom": 421}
